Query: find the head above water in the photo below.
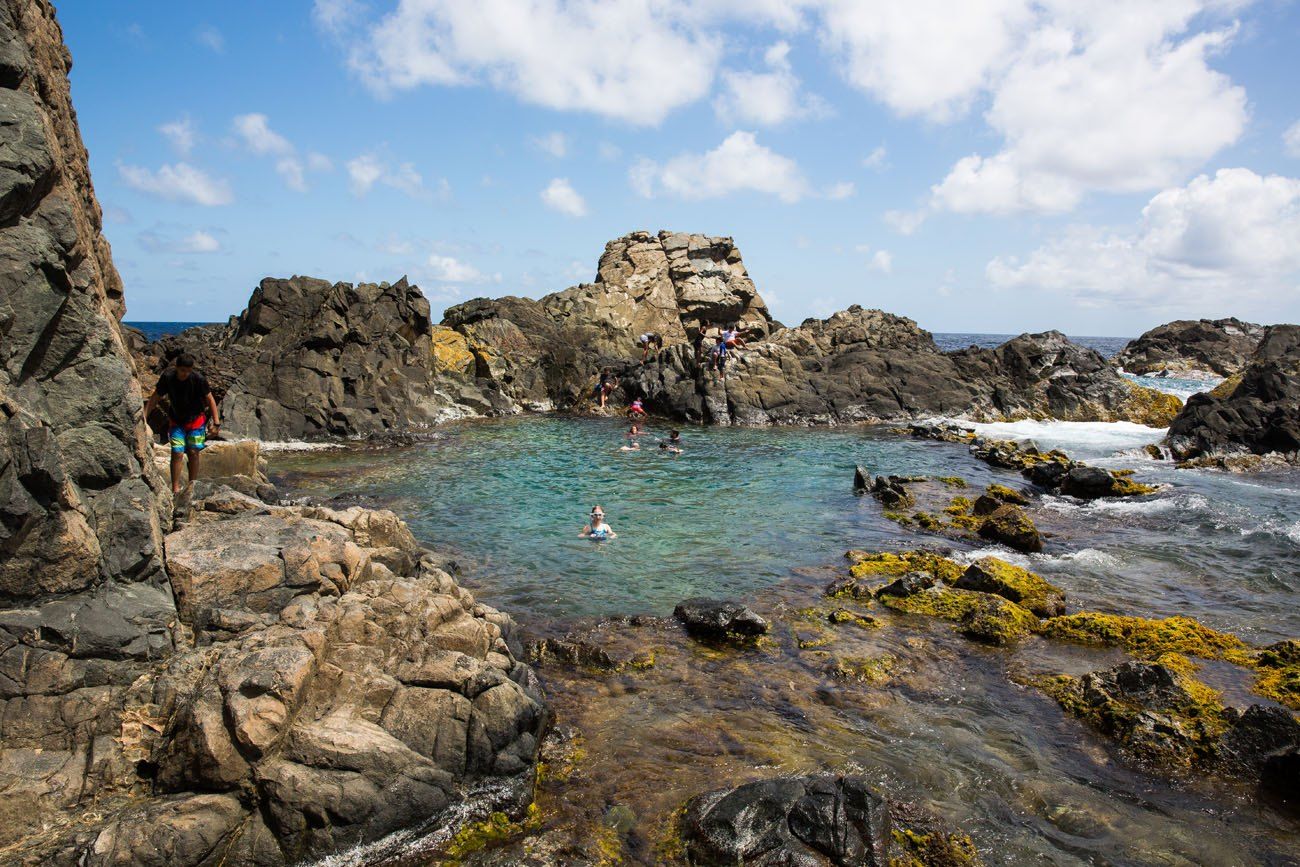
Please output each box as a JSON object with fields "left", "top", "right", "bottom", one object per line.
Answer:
{"left": 174, "top": 353, "right": 196, "bottom": 380}
{"left": 590, "top": 505, "right": 605, "bottom": 521}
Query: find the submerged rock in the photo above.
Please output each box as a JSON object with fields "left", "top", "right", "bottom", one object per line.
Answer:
{"left": 1116, "top": 318, "right": 1265, "bottom": 378}
{"left": 681, "top": 775, "right": 891, "bottom": 867}
{"left": 674, "top": 597, "right": 769, "bottom": 640}
{"left": 976, "top": 503, "right": 1043, "bottom": 553}
{"left": 955, "top": 559, "right": 1065, "bottom": 618}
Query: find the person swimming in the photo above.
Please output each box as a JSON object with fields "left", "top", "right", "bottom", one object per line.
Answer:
{"left": 627, "top": 422, "right": 642, "bottom": 438}
{"left": 658, "top": 441, "right": 681, "bottom": 454}
{"left": 620, "top": 441, "right": 641, "bottom": 452}
{"left": 579, "top": 506, "right": 616, "bottom": 540}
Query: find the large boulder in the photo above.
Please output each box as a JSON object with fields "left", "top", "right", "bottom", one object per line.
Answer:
{"left": 681, "top": 775, "right": 891, "bottom": 866}
{"left": 0, "top": 0, "right": 175, "bottom": 846}
{"left": 674, "top": 597, "right": 770, "bottom": 640}
{"left": 1116, "top": 318, "right": 1266, "bottom": 377}
{"left": 1166, "top": 325, "right": 1300, "bottom": 464}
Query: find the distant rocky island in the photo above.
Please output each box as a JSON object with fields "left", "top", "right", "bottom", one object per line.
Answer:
{"left": 2, "top": 3, "right": 1298, "bottom": 867}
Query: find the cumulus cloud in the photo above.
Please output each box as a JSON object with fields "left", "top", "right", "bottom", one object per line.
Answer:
{"left": 1286, "top": 120, "right": 1300, "bottom": 158}
{"left": 986, "top": 168, "right": 1300, "bottom": 309}
{"left": 346, "top": 152, "right": 430, "bottom": 198}
{"left": 540, "top": 178, "right": 588, "bottom": 216}
{"left": 862, "top": 145, "right": 887, "bottom": 170}
{"left": 532, "top": 131, "right": 570, "bottom": 158}
{"left": 427, "top": 253, "right": 486, "bottom": 283}
{"left": 328, "top": 0, "right": 721, "bottom": 125}
{"left": 138, "top": 229, "right": 221, "bottom": 254}
{"left": 232, "top": 113, "right": 294, "bottom": 156}
{"left": 158, "top": 116, "right": 196, "bottom": 155}
{"left": 714, "top": 41, "right": 825, "bottom": 126}
{"left": 929, "top": 1, "right": 1248, "bottom": 215}
{"left": 869, "top": 249, "right": 893, "bottom": 273}
{"left": 119, "top": 162, "right": 233, "bottom": 206}
{"left": 632, "top": 131, "right": 851, "bottom": 203}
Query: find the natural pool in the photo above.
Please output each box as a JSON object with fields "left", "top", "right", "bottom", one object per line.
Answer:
{"left": 270, "top": 415, "right": 1299, "bottom": 640}
{"left": 274, "top": 416, "right": 1300, "bottom": 866}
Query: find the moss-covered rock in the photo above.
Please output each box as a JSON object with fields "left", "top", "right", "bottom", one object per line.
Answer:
{"left": 889, "top": 827, "right": 982, "bottom": 867}
{"left": 984, "top": 483, "right": 1029, "bottom": 506}
{"left": 954, "top": 558, "right": 1066, "bottom": 618}
{"left": 1253, "top": 639, "right": 1300, "bottom": 710}
{"left": 1041, "top": 612, "right": 1253, "bottom": 665}
{"left": 828, "top": 653, "right": 897, "bottom": 684}
{"left": 1119, "top": 379, "right": 1184, "bottom": 427}
{"left": 828, "top": 607, "right": 881, "bottom": 630}
{"left": 976, "top": 503, "right": 1043, "bottom": 553}
{"left": 845, "top": 551, "right": 966, "bottom": 584}
{"left": 959, "top": 595, "right": 1040, "bottom": 646}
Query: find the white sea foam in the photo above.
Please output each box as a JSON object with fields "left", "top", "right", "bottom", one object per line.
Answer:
{"left": 948, "top": 418, "right": 1167, "bottom": 457}
{"left": 257, "top": 440, "right": 343, "bottom": 452}
{"left": 1119, "top": 370, "right": 1222, "bottom": 402}
{"left": 952, "top": 546, "right": 1121, "bottom": 570}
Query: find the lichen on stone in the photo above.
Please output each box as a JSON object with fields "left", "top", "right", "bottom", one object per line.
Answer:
{"left": 1040, "top": 612, "right": 1253, "bottom": 665}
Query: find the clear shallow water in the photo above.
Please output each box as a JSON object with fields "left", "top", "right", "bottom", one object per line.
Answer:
{"left": 270, "top": 416, "right": 1300, "bottom": 642}
{"left": 276, "top": 417, "right": 1300, "bottom": 866}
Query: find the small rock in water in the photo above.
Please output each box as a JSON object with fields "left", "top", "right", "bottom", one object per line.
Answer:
{"left": 977, "top": 504, "right": 1043, "bottom": 553}
{"left": 673, "top": 597, "right": 769, "bottom": 639}
{"left": 682, "top": 774, "right": 891, "bottom": 867}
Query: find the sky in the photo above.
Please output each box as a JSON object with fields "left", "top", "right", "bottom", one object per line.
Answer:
{"left": 59, "top": 0, "right": 1300, "bottom": 337}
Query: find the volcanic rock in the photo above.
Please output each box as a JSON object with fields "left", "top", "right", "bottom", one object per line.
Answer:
{"left": 1116, "top": 318, "right": 1265, "bottom": 377}
{"left": 673, "top": 597, "right": 769, "bottom": 639}
{"left": 681, "top": 775, "right": 891, "bottom": 867}
{"left": 1166, "top": 325, "right": 1300, "bottom": 464}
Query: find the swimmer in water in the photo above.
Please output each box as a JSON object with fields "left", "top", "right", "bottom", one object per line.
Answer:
{"left": 579, "top": 506, "right": 616, "bottom": 539}
{"left": 620, "top": 441, "right": 641, "bottom": 452}
{"left": 627, "top": 423, "right": 642, "bottom": 438}
{"left": 659, "top": 441, "right": 681, "bottom": 455}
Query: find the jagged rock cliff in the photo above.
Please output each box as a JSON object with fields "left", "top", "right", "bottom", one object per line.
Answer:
{"left": 0, "top": 5, "right": 546, "bottom": 863}
{"left": 1116, "top": 318, "right": 1266, "bottom": 377}
{"left": 0, "top": 0, "right": 173, "bottom": 846}
{"left": 1166, "top": 324, "right": 1300, "bottom": 465}
{"left": 146, "top": 276, "right": 517, "bottom": 441}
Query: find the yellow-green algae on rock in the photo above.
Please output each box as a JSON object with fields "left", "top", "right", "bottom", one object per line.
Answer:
{"left": 846, "top": 551, "right": 966, "bottom": 584}
{"left": 1253, "top": 639, "right": 1300, "bottom": 710}
{"left": 984, "top": 483, "right": 1028, "bottom": 505}
{"left": 1119, "top": 379, "right": 1184, "bottom": 427}
{"left": 889, "top": 827, "right": 983, "bottom": 867}
{"left": 441, "top": 804, "right": 543, "bottom": 862}
{"left": 1040, "top": 612, "right": 1254, "bottom": 665}
{"left": 878, "top": 586, "right": 1040, "bottom": 646}
{"left": 955, "top": 558, "right": 1065, "bottom": 618}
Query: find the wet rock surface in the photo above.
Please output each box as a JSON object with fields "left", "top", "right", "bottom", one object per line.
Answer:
{"left": 1116, "top": 317, "right": 1265, "bottom": 377}
{"left": 674, "top": 597, "right": 770, "bottom": 640}
{"left": 681, "top": 775, "right": 891, "bottom": 867}
{"left": 1166, "top": 324, "right": 1300, "bottom": 465}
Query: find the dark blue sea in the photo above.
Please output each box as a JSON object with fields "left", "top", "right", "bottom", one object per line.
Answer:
{"left": 125, "top": 322, "right": 1132, "bottom": 357}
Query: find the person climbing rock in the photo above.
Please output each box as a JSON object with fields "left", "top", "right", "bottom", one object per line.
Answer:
{"left": 627, "top": 398, "right": 646, "bottom": 420}
{"left": 638, "top": 331, "right": 664, "bottom": 362}
{"left": 594, "top": 368, "right": 619, "bottom": 408}
{"left": 579, "top": 506, "right": 617, "bottom": 539}
{"left": 693, "top": 324, "right": 709, "bottom": 363}
{"left": 144, "top": 353, "right": 220, "bottom": 494}
{"left": 710, "top": 335, "right": 729, "bottom": 382}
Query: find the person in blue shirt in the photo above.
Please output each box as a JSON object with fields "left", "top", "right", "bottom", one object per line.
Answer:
{"left": 579, "top": 506, "right": 617, "bottom": 540}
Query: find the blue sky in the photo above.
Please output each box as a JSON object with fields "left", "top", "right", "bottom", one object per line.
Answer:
{"left": 60, "top": 0, "right": 1300, "bottom": 336}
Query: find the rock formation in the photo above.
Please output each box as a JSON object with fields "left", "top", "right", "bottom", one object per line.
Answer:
{"left": 0, "top": 0, "right": 173, "bottom": 847}
{"left": 1116, "top": 318, "right": 1266, "bottom": 377}
{"left": 0, "top": 6, "right": 545, "bottom": 863}
{"left": 1166, "top": 324, "right": 1300, "bottom": 465}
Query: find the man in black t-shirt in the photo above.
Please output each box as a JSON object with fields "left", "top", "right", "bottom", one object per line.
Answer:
{"left": 144, "top": 354, "right": 221, "bottom": 494}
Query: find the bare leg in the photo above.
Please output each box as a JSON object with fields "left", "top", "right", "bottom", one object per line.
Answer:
{"left": 170, "top": 451, "right": 185, "bottom": 493}
{"left": 185, "top": 447, "right": 201, "bottom": 490}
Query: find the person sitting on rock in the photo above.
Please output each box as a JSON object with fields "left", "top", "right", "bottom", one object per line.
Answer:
{"left": 594, "top": 368, "right": 618, "bottom": 408}
{"left": 144, "top": 353, "right": 220, "bottom": 494}
{"left": 579, "top": 506, "right": 617, "bottom": 540}
{"left": 627, "top": 398, "right": 646, "bottom": 420}
{"left": 723, "top": 324, "right": 747, "bottom": 352}
{"left": 638, "top": 331, "right": 663, "bottom": 362}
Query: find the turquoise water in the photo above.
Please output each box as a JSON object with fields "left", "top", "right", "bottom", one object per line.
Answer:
{"left": 273, "top": 417, "right": 985, "bottom": 618}
{"left": 270, "top": 417, "right": 1300, "bottom": 642}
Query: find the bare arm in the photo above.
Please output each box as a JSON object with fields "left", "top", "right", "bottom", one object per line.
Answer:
{"left": 206, "top": 392, "right": 221, "bottom": 430}
{"left": 143, "top": 389, "right": 159, "bottom": 419}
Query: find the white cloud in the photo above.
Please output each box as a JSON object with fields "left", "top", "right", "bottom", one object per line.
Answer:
{"left": 276, "top": 158, "right": 308, "bottom": 192}
{"left": 714, "top": 41, "right": 825, "bottom": 126}
{"left": 884, "top": 208, "right": 926, "bottom": 235}
{"left": 139, "top": 229, "right": 221, "bottom": 254}
{"left": 862, "top": 145, "right": 887, "bottom": 170}
{"left": 816, "top": 0, "right": 1034, "bottom": 122}
{"left": 346, "top": 152, "right": 429, "bottom": 198}
{"left": 597, "top": 142, "right": 622, "bottom": 161}
{"left": 307, "top": 152, "right": 334, "bottom": 172}
{"left": 929, "top": 2, "right": 1248, "bottom": 215}
{"left": 323, "top": 0, "right": 722, "bottom": 125}
{"left": 987, "top": 168, "right": 1300, "bottom": 309}
{"left": 427, "top": 253, "right": 486, "bottom": 283}
{"left": 824, "top": 180, "right": 855, "bottom": 200}
{"left": 532, "top": 131, "right": 570, "bottom": 158}
{"left": 631, "top": 131, "right": 816, "bottom": 203}
{"left": 158, "top": 116, "right": 196, "bottom": 155}
{"left": 196, "top": 24, "right": 224, "bottom": 53}
{"left": 868, "top": 249, "right": 893, "bottom": 273}
{"left": 540, "top": 177, "right": 588, "bottom": 217}
{"left": 119, "top": 162, "right": 233, "bottom": 206}
{"left": 1285, "top": 120, "right": 1300, "bottom": 158}
{"left": 233, "top": 113, "right": 294, "bottom": 156}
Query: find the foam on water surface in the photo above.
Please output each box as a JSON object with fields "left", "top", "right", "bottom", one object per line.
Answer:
{"left": 956, "top": 418, "right": 1167, "bottom": 458}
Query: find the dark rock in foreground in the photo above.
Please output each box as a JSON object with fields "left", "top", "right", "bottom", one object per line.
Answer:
{"left": 681, "top": 775, "right": 891, "bottom": 867}
{"left": 1116, "top": 318, "right": 1265, "bottom": 377}
{"left": 674, "top": 597, "right": 769, "bottom": 639}
{"left": 1167, "top": 324, "right": 1300, "bottom": 466}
